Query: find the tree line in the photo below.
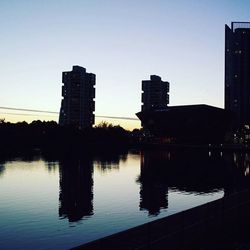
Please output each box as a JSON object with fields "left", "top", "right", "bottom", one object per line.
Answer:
{"left": 0, "top": 119, "right": 141, "bottom": 154}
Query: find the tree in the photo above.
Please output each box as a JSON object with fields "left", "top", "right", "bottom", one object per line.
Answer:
{"left": 96, "top": 121, "right": 114, "bottom": 129}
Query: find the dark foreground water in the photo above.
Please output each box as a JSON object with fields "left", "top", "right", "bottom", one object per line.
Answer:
{"left": 0, "top": 148, "right": 249, "bottom": 249}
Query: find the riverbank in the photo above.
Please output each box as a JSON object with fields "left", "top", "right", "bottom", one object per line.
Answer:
{"left": 73, "top": 188, "right": 250, "bottom": 250}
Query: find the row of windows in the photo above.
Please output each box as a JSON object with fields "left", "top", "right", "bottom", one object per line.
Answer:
{"left": 227, "top": 49, "right": 244, "bottom": 54}
{"left": 235, "top": 50, "right": 243, "bottom": 54}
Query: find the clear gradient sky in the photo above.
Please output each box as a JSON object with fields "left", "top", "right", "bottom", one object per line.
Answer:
{"left": 0, "top": 0, "right": 250, "bottom": 130}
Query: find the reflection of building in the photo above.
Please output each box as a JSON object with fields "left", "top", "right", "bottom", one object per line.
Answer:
{"left": 137, "top": 105, "right": 231, "bottom": 143}
{"left": 225, "top": 22, "right": 250, "bottom": 128}
{"left": 139, "top": 151, "right": 168, "bottom": 216}
{"left": 94, "top": 152, "right": 128, "bottom": 172}
{"left": 59, "top": 159, "right": 93, "bottom": 222}
{"left": 139, "top": 149, "right": 232, "bottom": 204}
{"left": 141, "top": 75, "right": 169, "bottom": 113}
{"left": 0, "top": 161, "right": 5, "bottom": 177}
{"left": 59, "top": 66, "right": 95, "bottom": 128}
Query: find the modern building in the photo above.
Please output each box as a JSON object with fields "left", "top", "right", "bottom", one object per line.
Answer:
{"left": 137, "top": 73, "right": 232, "bottom": 143}
{"left": 59, "top": 66, "right": 95, "bottom": 128}
{"left": 141, "top": 75, "right": 169, "bottom": 112}
{"left": 225, "top": 22, "right": 250, "bottom": 129}
{"left": 136, "top": 105, "right": 232, "bottom": 143}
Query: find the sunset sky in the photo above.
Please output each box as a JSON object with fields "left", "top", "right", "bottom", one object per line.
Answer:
{"left": 0, "top": 0, "right": 249, "bottom": 130}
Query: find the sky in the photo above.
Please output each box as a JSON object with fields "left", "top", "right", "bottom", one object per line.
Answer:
{"left": 0, "top": 0, "right": 250, "bottom": 130}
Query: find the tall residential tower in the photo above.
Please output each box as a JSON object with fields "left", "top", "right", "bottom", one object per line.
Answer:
{"left": 59, "top": 66, "right": 95, "bottom": 128}
{"left": 141, "top": 75, "right": 169, "bottom": 112}
{"left": 225, "top": 22, "right": 250, "bottom": 128}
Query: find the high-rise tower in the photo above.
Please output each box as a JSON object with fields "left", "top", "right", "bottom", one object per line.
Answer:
{"left": 225, "top": 22, "right": 250, "bottom": 128}
{"left": 59, "top": 66, "right": 95, "bottom": 128}
{"left": 141, "top": 75, "right": 169, "bottom": 112}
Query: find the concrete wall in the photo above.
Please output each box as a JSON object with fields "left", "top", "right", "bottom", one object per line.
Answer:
{"left": 73, "top": 189, "right": 250, "bottom": 250}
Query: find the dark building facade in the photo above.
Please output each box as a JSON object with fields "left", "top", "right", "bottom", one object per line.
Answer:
{"left": 59, "top": 66, "right": 95, "bottom": 128}
{"left": 138, "top": 74, "right": 231, "bottom": 143}
{"left": 141, "top": 75, "right": 169, "bottom": 112}
{"left": 136, "top": 105, "right": 231, "bottom": 143}
{"left": 225, "top": 22, "right": 250, "bottom": 129}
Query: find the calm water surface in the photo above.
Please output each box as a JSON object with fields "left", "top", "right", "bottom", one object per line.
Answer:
{"left": 0, "top": 149, "right": 249, "bottom": 249}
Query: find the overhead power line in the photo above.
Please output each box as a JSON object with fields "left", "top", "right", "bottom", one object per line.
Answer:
{"left": 0, "top": 112, "right": 56, "bottom": 117}
{"left": 0, "top": 106, "right": 139, "bottom": 121}
{"left": 95, "top": 115, "right": 138, "bottom": 121}
{"left": 0, "top": 107, "right": 57, "bottom": 114}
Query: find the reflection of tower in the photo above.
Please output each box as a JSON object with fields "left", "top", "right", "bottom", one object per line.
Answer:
{"left": 139, "top": 150, "right": 169, "bottom": 216}
{"left": 0, "top": 161, "right": 5, "bottom": 177}
{"left": 59, "top": 158, "right": 93, "bottom": 222}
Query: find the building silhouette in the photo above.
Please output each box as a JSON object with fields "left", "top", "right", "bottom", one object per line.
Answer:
{"left": 141, "top": 75, "right": 169, "bottom": 112}
{"left": 225, "top": 22, "right": 250, "bottom": 129}
{"left": 59, "top": 66, "right": 95, "bottom": 128}
{"left": 137, "top": 74, "right": 231, "bottom": 143}
{"left": 137, "top": 104, "right": 231, "bottom": 143}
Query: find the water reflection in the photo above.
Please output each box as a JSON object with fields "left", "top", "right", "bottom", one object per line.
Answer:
{"left": 0, "top": 162, "right": 5, "bottom": 177}
{"left": 226, "top": 152, "right": 250, "bottom": 191}
{"left": 137, "top": 151, "right": 168, "bottom": 216}
{"left": 59, "top": 158, "right": 94, "bottom": 222}
{"left": 1, "top": 148, "right": 250, "bottom": 250}
{"left": 233, "top": 152, "right": 250, "bottom": 176}
{"left": 46, "top": 161, "right": 58, "bottom": 173}
{"left": 94, "top": 158, "right": 120, "bottom": 173}
{"left": 138, "top": 149, "right": 250, "bottom": 216}
{"left": 94, "top": 152, "right": 127, "bottom": 173}
{"left": 1, "top": 148, "right": 250, "bottom": 223}
{"left": 58, "top": 151, "right": 130, "bottom": 222}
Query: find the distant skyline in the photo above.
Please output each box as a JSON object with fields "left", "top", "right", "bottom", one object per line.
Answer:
{"left": 0, "top": 0, "right": 250, "bottom": 130}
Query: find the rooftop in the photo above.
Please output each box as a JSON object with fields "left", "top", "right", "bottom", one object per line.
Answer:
{"left": 231, "top": 22, "right": 250, "bottom": 32}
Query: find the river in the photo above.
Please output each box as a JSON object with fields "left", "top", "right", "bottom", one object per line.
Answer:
{"left": 0, "top": 148, "right": 249, "bottom": 249}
